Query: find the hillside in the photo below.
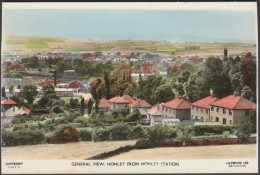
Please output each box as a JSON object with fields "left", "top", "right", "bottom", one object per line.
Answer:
{"left": 3, "top": 35, "right": 256, "bottom": 57}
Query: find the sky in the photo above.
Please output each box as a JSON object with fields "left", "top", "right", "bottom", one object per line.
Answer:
{"left": 3, "top": 9, "right": 256, "bottom": 42}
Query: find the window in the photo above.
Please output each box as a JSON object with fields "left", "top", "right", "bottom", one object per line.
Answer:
{"left": 206, "top": 110, "right": 208, "bottom": 114}
{"left": 216, "top": 117, "right": 219, "bottom": 122}
{"left": 166, "top": 108, "right": 168, "bottom": 112}
{"left": 170, "top": 110, "right": 172, "bottom": 113}
{"left": 201, "top": 108, "right": 203, "bottom": 113}
{"left": 245, "top": 110, "right": 249, "bottom": 116}
{"left": 196, "top": 107, "right": 198, "bottom": 111}
{"left": 195, "top": 116, "right": 198, "bottom": 119}
{"left": 229, "top": 110, "right": 232, "bottom": 115}
{"left": 223, "top": 118, "right": 226, "bottom": 125}
{"left": 211, "top": 106, "right": 214, "bottom": 111}
{"left": 229, "top": 120, "right": 232, "bottom": 125}
{"left": 125, "top": 104, "right": 128, "bottom": 108}
{"left": 223, "top": 109, "right": 226, "bottom": 114}
{"left": 216, "top": 107, "right": 219, "bottom": 112}
{"left": 201, "top": 117, "right": 204, "bottom": 122}
{"left": 186, "top": 110, "right": 188, "bottom": 114}
{"left": 192, "top": 106, "right": 194, "bottom": 110}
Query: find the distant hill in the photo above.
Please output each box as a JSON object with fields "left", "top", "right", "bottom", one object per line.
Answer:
{"left": 3, "top": 35, "right": 256, "bottom": 57}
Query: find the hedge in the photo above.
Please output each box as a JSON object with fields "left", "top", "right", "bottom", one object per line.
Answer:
{"left": 193, "top": 125, "right": 234, "bottom": 136}
{"left": 2, "top": 129, "right": 45, "bottom": 146}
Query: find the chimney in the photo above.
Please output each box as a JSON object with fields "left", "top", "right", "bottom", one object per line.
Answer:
{"left": 233, "top": 91, "right": 237, "bottom": 97}
{"left": 224, "top": 48, "right": 228, "bottom": 57}
{"left": 210, "top": 92, "right": 215, "bottom": 98}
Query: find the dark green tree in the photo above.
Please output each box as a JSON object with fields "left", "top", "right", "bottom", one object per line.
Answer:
{"left": 21, "top": 86, "right": 38, "bottom": 105}
{"left": 104, "top": 71, "right": 110, "bottom": 99}
{"left": 9, "top": 85, "right": 14, "bottom": 95}
{"left": 80, "top": 97, "right": 85, "bottom": 115}
{"left": 95, "top": 100, "right": 99, "bottom": 114}
{"left": 87, "top": 99, "right": 93, "bottom": 115}
{"left": 2, "top": 87, "right": 6, "bottom": 98}
{"left": 152, "top": 84, "right": 175, "bottom": 104}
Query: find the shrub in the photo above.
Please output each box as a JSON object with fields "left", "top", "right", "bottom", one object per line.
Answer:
{"left": 79, "top": 128, "right": 93, "bottom": 141}
{"left": 108, "top": 122, "right": 132, "bottom": 140}
{"left": 176, "top": 123, "right": 193, "bottom": 141}
{"left": 223, "top": 131, "right": 231, "bottom": 137}
{"left": 92, "top": 127, "right": 110, "bottom": 142}
{"left": 193, "top": 125, "right": 233, "bottom": 136}
{"left": 48, "top": 127, "right": 80, "bottom": 144}
{"left": 234, "top": 121, "right": 252, "bottom": 138}
{"left": 125, "top": 111, "right": 141, "bottom": 123}
{"left": 2, "top": 129, "right": 45, "bottom": 146}
{"left": 131, "top": 124, "right": 146, "bottom": 139}
{"left": 52, "top": 105, "right": 64, "bottom": 114}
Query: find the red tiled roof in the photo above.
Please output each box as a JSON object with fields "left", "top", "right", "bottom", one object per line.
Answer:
{"left": 191, "top": 94, "right": 219, "bottom": 109}
{"left": 3, "top": 99, "right": 18, "bottom": 105}
{"left": 98, "top": 98, "right": 110, "bottom": 108}
{"left": 210, "top": 93, "right": 255, "bottom": 110}
{"left": 22, "top": 106, "right": 31, "bottom": 113}
{"left": 131, "top": 99, "right": 151, "bottom": 108}
{"left": 109, "top": 95, "right": 136, "bottom": 104}
{"left": 38, "top": 80, "right": 61, "bottom": 87}
{"left": 121, "top": 55, "right": 131, "bottom": 59}
{"left": 82, "top": 53, "right": 98, "bottom": 58}
{"left": 169, "top": 66, "right": 182, "bottom": 72}
{"left": 67, "top": 81, "right": 82, "bottom": 89}
{"left": 162, "top": 96, "right": 191, "bottom": 109}
{"left": 147, "top": 104, "right": 164, "bottom": 115}
{"left": 188, "top": 58, "right": 203, "bottom": 62}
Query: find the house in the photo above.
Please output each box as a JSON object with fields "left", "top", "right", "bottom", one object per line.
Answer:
{"left": 109, "top": 95, "right": 136, "bottom": 111}
{"left": 98, "top": 98, "right": 110, "bottom": 110}
{"left": 161, "top": 96, "right": 191, "bottom": 121}
{"left": 191, "top": 93, "right": 219, "bottom": 122}
{"left": 209, "top": 92, "right": 255, "bottom": 125}
{"left": 121, "top": 54, "right": 131, "bottom": 60}
{"left": 147, "top": 104, "right": 176, "bottom": 126}
{"left": 131, "top": 99, "right": 151, "bottom": 111}
{"left": 2, "top": 98, "right": 19, "bottom": 111}
{"left": 67, "top": 81, "right": 82, "bottom": 89}
{"left": 38, "top": 80, "right": 61, "bottom": 87}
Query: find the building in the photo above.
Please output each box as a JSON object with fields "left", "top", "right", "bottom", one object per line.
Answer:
{"left": 131, "top": 99, "right": 151, "bottom": 111}
{"left": 63, "top": 70, "right": 77, "bottom": 78}
{"left": 98, "top": 98, "right": 110, "bottom": 110}
{"left": 161, "top": 96, "right": 191, "bottom": 121}
{"left": 209, "top": 92, "right": 255, "bottom": 125}
{"left": 109, "top": 95, "right": 136, "bottom": 110}
{"left": 191, "top": 93, "right": 219, "bottom": 122}
{"left": 142, "top": 64, "right": 153, "bottom": 74}
{"left": 38, "top": 80, "right": 61, "bottom": 87}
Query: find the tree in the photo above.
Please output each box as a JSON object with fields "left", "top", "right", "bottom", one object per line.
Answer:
{"left": 152, "top": 84, "right": 175, "bottom": 104}
{"left": 95, "top": 100, "right": 99, "bottom": 114}
{"left": 21, "top": 86, "right": 38, "bottom": 105}
{"left": 87, "top": 99, "right": 93, "bottom": 115}
{"left": 235, "top": 121, "right": 252, "bottom": 138}
{"left": 70, "top": 98, "right": 79, "bottom": 109}
{"left": 248, "top": 109, "right": 256, "bottom": 133}
{"left": 2, "top": 87, "right": 6, "bottom": 98}
{"left": 80, "top": 97, "right": 85, "bottom": 115}
{"left": 104, "top": 71, "right": 110, "bottom": 99}
{"left": 9, "top": 85, "right": 14, "bottom": 95}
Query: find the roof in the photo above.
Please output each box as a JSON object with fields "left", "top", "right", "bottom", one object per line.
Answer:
{"left": 38, "top": 80, "right": 61, "bottom": 87}
{"left": 210, "top": 93, "right": 255, "bottom": 110}
{"left": 67, "top": 81, "right": 82, "bottom": 89}
{"left": 131, "top": 99, "right": 151, "bottom": 108}
{"left": 21, "top": 106, "right": 31, "bottom": 113}
{"left": 2, "top": 98, "right": 18, "bottom": 105}
{"left": 98, "top": 98, "right": 110, "bottom": 109}
{"left": 162, "top": 96, "right": 191, "bottom": 109}
{"left": 109, "top": 95, "right": 136, "bottom": 104}
{"left": 191, "top": 94, "right": 219, "bottom": 109}
{"left": 147, "top": 104, "right": 164, "bottom": 116}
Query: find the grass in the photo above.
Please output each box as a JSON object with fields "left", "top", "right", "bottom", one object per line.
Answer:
{"left": 6, "top": 36, "right": 64, "bottom": 49}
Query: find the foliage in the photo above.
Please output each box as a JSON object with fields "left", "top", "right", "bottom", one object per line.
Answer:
{"left": 80, "top": 97, "right": 85, "bottom": 115}
{"left": 192, "top": 125, "right": 233, "bottom": 136}
{"left": 2, "top": 86, "right": 6, "bottom": 98}
{"left": 87, "top": 99, "right": 93, "bottom": 115}
{"left": 91, "top": 64, "right": 135, "bottom": 100}
{"left": 70, "top": 98, "right": 79, "bottom": 109}
{"left": 235, "top": 121, "right": 253, "bottom": 138}
{"left": 20, "top": 85, "right": 38, "bottom": 105}
{"left": 52, "top": 105, "right": 64, "bottom": 114}
{"left": 125, "top": 110, "right": 142, "bottom": 123}
{"left": 176, "top": 123, "right": 193, "bottom": 141}
{"left": 2, "top": 129, "right": 45, "bottom": 146}
{"left": 48, "top": 127, "right": 80, "bottom": 144}
{"left": 248, "top": 109, "right": 256, "bottom": 133}
{"left": 78, "top": 128, "right": 93, "bottom": 141}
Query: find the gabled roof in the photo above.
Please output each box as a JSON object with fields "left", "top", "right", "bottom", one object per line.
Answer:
{"left": 191, "top": 94, "right": 219, "bottom": 109}
{"left": 98, "top": 98, "right": 110, "bottom": 109}
{"left": 109, "top": 95, "right": 136, "bottom": 104}
{"left": 147, "top": 104, "right": 164, "bottom": 116}
{"left": 38, "top": 80, "right": 61, "bottom": 87}
{"left": 210, "top": 93, "right": 255, "bottom": 110}
{"left": 67, "top": 81, "right": 82, "bottom": 89}
{"left": 2, "top": 98, "right": 18, "bottom": 105}
{"left": 162, "top": 96, "right": 191, "bottom": 109}
{"left": 131, "top": 99, "right": 151, "bottom": 108}
{"left": 21, "top": 106, "right": 32, "bottom": 113}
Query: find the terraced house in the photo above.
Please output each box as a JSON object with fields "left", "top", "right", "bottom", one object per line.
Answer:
{"left": 191, "top": 93, "right": 219, "bottom": 122}
{"left": 209, "top": 92, "right": 255, "bottom": 125}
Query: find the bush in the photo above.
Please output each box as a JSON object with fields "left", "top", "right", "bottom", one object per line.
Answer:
{"left": 79, "top": 128, "right": 93, "bottom": 141}
{"left": 2, "top": 129, "right": 45, "bottom": 146}
{"left": 234, "top": 121, "right": 252, "bottom": 138}
{"left": 52, "top": 105, "right": 64, "bottom": 114}
{"left": 136, "top": 124, "right": 176, "bottom": 149}
{"left": 108, "top": 122, "right": 132, "bottom": 140}
{"left": 125, "top": 111, "right": 141, "bottom": 123}
{"left": 193, "top": 125, "right": 233, "bottom": 136}
{"left": 176, "top": 123, "right": 193, "bottom": 141}
{"left": 131, "top": 124, "right": 146, "bottom": 139}
{"left": 92, "top": 127, "right": 110, "bottom": 142}
{"left": 48, "top": 127, "right": 80, "bottom": 144}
